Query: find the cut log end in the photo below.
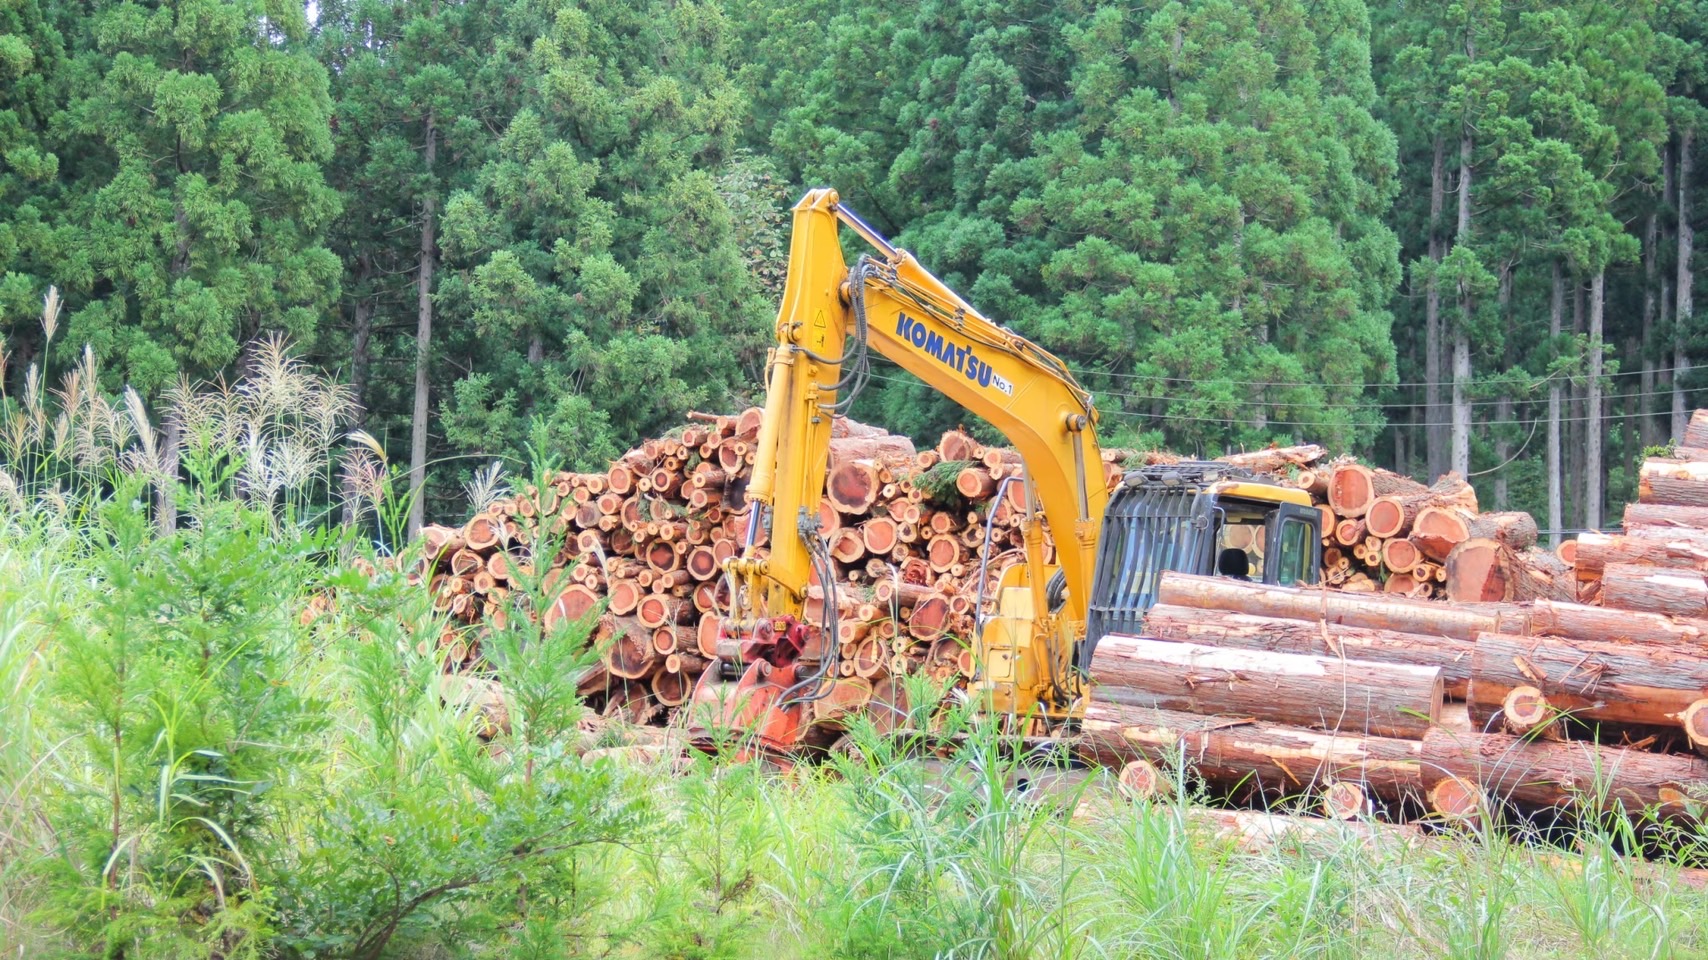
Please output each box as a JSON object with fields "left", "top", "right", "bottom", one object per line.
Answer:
{"left": 1428, "top": 776, "right": 1486, "bottom": 823}
{"left": 1500, "top": 685, "right": 1559, "bottom": 739}
{"left": 1320, "top": 780, "right": 1368, "bottom": 821}
{"left": 1683, "top": 699, "right": 1708, "bottom": 758}
{"left": 1116, "top": 759, "right": 1170, "bottom": 801}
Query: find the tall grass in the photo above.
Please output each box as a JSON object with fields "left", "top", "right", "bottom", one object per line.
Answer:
{"left": 2, "top": 321, "right": 1708, "bottom": 957}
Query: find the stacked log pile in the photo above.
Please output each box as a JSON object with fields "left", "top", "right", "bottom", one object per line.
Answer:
{"left": 1288, "top": 459, "right": 1573, "bottom": 602}
{"left": 1573, "top": 410, "right": 1708, "bottom": 620}
{"left": 1093, "top": 569, "right": 1708, "bottom": 828}
{"left": 414, "top": 410, "right": 1113, "bottom": 727}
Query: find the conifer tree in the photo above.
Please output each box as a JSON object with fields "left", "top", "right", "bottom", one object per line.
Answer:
{"left": 52, "top": 0, "right": 341, "bottom": 391}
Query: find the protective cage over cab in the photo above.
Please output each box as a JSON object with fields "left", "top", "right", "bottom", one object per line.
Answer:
{"left": 1081, "top": 461, "right": 1321, "bottom": 664}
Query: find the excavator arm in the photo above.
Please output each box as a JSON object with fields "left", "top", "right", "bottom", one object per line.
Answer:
{"left": 701, "top": 189, "right": 1106, "bottom": 747}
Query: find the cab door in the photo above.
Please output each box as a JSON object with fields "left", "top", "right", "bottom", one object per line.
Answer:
{"left": 1263, "top": 502, "right": 1321, "bottom": 586}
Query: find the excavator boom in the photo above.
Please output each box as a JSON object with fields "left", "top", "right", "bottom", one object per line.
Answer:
{"left": 694, "top": 189, "right": 1107, "bottom": 753}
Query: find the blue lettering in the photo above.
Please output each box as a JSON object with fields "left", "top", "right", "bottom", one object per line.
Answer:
{"left": 895, "top": 314, "right": 915, "bottom": 339}
{"left": 910, "top": 323, "right": 928, "bottom": 348}
{"left": 923, "top": 330, "right": 944, "bottom": 358}
{"left": 935, "top": 337, "right": 956, "bottom": 363}
{"left": 952, "top": 346, "right": 966, "bottom": 372}
{"left": 976, "top": 361, "right": 993, "bottom": 388}
{"left": 964, "top": 353, "right": 980, "bottom": 382}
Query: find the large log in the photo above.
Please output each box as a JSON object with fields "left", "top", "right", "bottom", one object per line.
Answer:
{"left": 1077, "top": 702, "right": 1424, "bottom": 801}
{"left": 1327, "top": 463, "right": 1428, "bottom": 519}
{"left": 1364, "top": 472, "right": 1480, "bottom": 539}
{"left": 1089, "top": 636, "right": 1442, "bottom": 739}
{"left": 1600, "top": 562, "right": 1708, "bottom": 617}
{"left": 1420, "top": 727, "right": 1707, "bottom": 821}
{"left": 1444, "top": 539, "right": 1574, "bottom": 603}
{"left": 1467, "top": 629, "right": 1708, "bottom": 735}
{"left": 1155, "top": 572, "right": 1511, "bottom": 641}
{"left": 1140, "top": 603, "right": 1478, "bottom": 699}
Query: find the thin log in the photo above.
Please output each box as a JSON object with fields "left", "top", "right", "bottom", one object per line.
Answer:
{"left": 1217, "top": 444, "right": 1326, "bottom": 475}
{"left": 1155, "top": 573, "right": 1507, "bottom": 641}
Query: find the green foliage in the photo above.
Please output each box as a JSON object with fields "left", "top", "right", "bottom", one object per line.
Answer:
{"left": 46, "top": 0, "right": 342, "bottom": 390}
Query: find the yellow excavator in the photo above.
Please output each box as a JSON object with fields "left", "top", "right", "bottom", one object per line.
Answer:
{"left": 689, "top": 189, "right": 1321, "bottom": 757}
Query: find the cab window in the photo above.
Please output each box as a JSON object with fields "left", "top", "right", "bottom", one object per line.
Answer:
{"left": 1274, "top": 517, "right": 1314, "bottom": 586}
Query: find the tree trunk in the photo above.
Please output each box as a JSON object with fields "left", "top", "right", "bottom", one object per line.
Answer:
{"left": 1548, "top": 260, "right": 1565, "bottom": 547}
{"left": 1420, "top": 727, "right": 1707, "bottom": 822}
{"left": 1570, "top": 280, "right": 1586, "bottom": 527}
{"left": 1639, "top": 457, "right": 1708, "bottom": 506}
{"left": 1428, "top": 136, "right": 1448, "bottom": 480}
{"left": 1451, "top": 131, "right": 1473, "bottom": 478}
{"left": 1676, "top": 127, "right": 1695, "bottom": 443}
{"left": 1624, "top": 501, "right": 1708, "bottom": 531}
{"left": 1643, "top": 198, "right": 1661, "bottom": 450}
{"left": 1077, "top": 703, "right": 1424, "bottom": 803}
{"left": 156, "top": 418, "right": 178, "bottom": 535}
{"left": 1587, "top": 269, "right": 1605, "bottom": 529}
{"left": 1494, "top": 265, "right": 1513, "bottom": 509}
{"left": 1140, "top": 604, "right": 1479, "bottom": 699}
{"left": 409, "top": 111, "right": 437, "bottom": 540}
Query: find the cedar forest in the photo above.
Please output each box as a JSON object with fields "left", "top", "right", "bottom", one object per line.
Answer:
{"left": 2, "top": 0, "right": 1706, "bottom": 532}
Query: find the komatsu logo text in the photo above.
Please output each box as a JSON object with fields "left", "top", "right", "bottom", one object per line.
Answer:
{"left": 894, "top": 313, "right": 1014, "bottom": 396}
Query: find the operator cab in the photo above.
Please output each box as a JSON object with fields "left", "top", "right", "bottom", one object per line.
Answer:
{"left": 1081, "top": 462, "right": 1320, "bottom": 663}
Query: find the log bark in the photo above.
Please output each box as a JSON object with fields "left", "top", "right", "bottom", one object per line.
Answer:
{"left": 1624, "top": 502, "right": 1708, "bottom": 531}
{"left": 1420, "top": 727, "right": 1707, "bottom": 821}
{"left": 1077, "top": 703, "right": 1424, "bottom": 801}
{"left": 1088, "top": 636, "right": 1442, "bottom": 739}
{"left": 1140, "top": 603, "right": 1478, "bottom": 699}
{"left": 1600, "top": 562, "right": 1708, "bottom": 617}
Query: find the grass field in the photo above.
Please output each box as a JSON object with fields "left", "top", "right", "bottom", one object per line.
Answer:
{"left": 2, "top": 348, "right": 1705, "bottom": 959}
